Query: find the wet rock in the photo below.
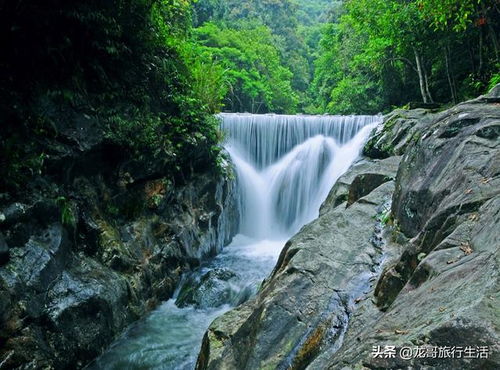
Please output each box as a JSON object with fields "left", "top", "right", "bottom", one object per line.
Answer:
{"left": 320, "top": 156, "right": 400, "bottom": 214}
{"left": 0, "top": 233, "right": 9, "bottom": 265}
{"left": 348, "top": 173, "right": 393, "bottom": 206}
{"left": 323, "top": 89, "right": 500, "bottom": 369}
{"left": 197, "top": 179, "right": 395, "bottom": 369}
{"left": 0, "top": 203, "right": 30, "bottom": 227}
{"left": 393, "top": 100, "right": 499, "bottom": 239}
{"left": 176, "top": 268, "right": 238, "bottom": 308}
{"left": 328, "top": 197, "right": 500, "bottom": 370}
{"left": 0, "top": 170, "right": 238, "bottom": 368}
{"left": 363, "top": 109, "right": 433, "bottom": 159}
{"left": 43, "top": 261, "right": 131, "bottom": 368}
{"left": 1, "top": 224, "right": 71, "bottom": 293}
{"left": 197, "top": 87, "right": 500, "bottom": 370}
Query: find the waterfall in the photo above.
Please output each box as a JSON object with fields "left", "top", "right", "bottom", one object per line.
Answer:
{"left": 89, "top": 113, "right": 381, "bottom": 370}
{"left": 220, "top": 113, "right": 380, "bottom": 239}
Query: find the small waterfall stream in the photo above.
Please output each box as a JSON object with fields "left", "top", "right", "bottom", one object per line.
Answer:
{"left": 88, "top": 114, "right": 380, "bottom": 370}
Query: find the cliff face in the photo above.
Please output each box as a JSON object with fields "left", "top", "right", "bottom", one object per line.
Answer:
{"left": 197, "top": 86, "right": 500, "bottom": 369}
{"left": 0, "top": 113, "right": 238, "bottom": 369}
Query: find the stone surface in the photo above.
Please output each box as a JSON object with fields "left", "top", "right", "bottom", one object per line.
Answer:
{"left": 363, "top": 108, "right": 434, "bottom": 159}
{"left": 197, "top": 86, "right": 500, "bottom": 370}
{"left": 176, "top": 268, "right": 239, "bottom": 309}
{"left": 0, "top": 147, "right": 238, "bottom": 367}
{"left": 319, "top": 156, "right": 401, "bottom": 214}
{"left": 0, "top": 233, "right": 8, "bottom": 265}
{"left": 326, "top": 89, "right": 499, "bottom": 369}
{"left": 198, "top": 174, "right": 398, "bottom": 369}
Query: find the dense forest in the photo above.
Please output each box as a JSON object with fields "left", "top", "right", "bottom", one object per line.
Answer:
{"left": 1, "top": 0, "right": 498, "bottom": 190}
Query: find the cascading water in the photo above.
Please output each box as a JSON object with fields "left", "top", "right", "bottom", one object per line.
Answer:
{"left": 88, "top": 114, "right": 380, "bottom": 370}
{"left": 222, "top": 114, "right": 379, "bottom": 237}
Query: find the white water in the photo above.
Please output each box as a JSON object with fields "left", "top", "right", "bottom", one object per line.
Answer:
{"left": 88, "top": 113, "right": 379, "bottom": 370}
{"left": 222, "top": 113, "right": 380, "bottom": 238}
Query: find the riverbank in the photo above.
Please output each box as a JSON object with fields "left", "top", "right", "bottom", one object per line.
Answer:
{"left": 0, "top": 143, "right": 238, "bottom": 368}
{"left": 87, "top": 113, "right": 380, "bottom": 368}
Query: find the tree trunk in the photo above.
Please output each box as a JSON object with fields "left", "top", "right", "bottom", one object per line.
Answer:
{"left": 481, "top": 2, "right": 499, "bottom": 61}
{"left": 414, "top": 48, "right": 429, "bottom": 103}
{"left": 487, "top": 24, "right": 499, "bottom": 61}
{"left": 424, "top": 68, "right": 434, "bottom": 103}
{"left": 444, "top": 46, "right": 457, "bottom": 104}
{"left": 479, "top": 26, "right": 484, "bottom": 75}
{"left": 468, "top": 40, "right": 476, "bottom": 75}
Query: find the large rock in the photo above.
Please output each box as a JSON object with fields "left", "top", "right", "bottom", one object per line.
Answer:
{"left": 319, "top": 156, "right": 401, "bottom": 214}
{"left": 363, "top": 109, "right": 434, "bottom": 159}
{"left": 176, "top": 268, "right": 239, "bottom": 309}
{"left": 0, "top": 167, "right": 238, "bottom": 368}
{"left": 197, "top": 86, "right": 500, "bottom": 370}
{"left": 197, "top": 165, "right": 398, "bottom": 369}
{"left": 321, "top": 89, "right": 500, "bottom": 369}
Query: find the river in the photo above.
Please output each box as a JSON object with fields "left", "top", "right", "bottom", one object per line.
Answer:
{"left": 87, "top": 113, "right": 380, "bottom": 370}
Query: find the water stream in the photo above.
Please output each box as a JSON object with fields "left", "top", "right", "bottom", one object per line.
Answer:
{"left": 88, "top": 114, "right": 379, "bottom": 370}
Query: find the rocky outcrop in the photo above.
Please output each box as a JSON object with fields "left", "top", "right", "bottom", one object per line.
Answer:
{"left": 0, "top": 121, "right": 238, "bottom": 368}
{"left": 197, "top": 86, "right": 500, "bottom": 369}
{"left": 176, "top": 268, "right": 239, "bottom": 309}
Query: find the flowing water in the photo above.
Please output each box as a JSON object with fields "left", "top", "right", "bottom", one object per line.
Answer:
{"left": 88, "top": 114, "right": 380, "bottom": 370}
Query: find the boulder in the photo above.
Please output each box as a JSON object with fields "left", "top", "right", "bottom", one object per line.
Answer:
{"left": 363, "top": 109, "right": 433, "bottom": 159}
{"left": 197, "top": 179, "right": 395, "bottom": 369}
{"left": 197, "top": 91, "right": 500, "bottom": 370}
{"left": 321, "top": 94, "right": 500, "bottom": 369}
{"left": 0, "top": 203, "right": 30, "bottom": 227}
{"left": 0, "top": 171, "right": 238, "bottom": 369}
{"left": 0, "top": 233, "right": 9, "bottom": 265}
{"left": 176, "top": 268, "right": 238, "bottom": 308}
{"left": 319, "top": 155, "right": 401, "bottom": 214}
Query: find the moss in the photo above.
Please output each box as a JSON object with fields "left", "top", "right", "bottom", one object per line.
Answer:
{"left": 97, "top": 220, "right": 121, "bottom": 250}
{"left": 410, "top": 131, "right": 422, "bottom": 144}
{"left": 292, "top": 324, "right": 326, "bottom": 369}
{"left": 384, "top": 114, "right": 403, "bottom": 130}
{"left": 381, "top": 143, "right": 394, "bottom": 155}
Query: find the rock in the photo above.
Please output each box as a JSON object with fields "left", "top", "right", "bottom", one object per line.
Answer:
{"left": 0, "top": 203, "right": 30, "bottom": 227}
{"left": 393, "top": 98, "right": 499, "bottom": 239}
{"left": 43, "top": 261, "right": 131, "bottom": 368}
{"left": 197, "top": 92, "right": 500, "bottom": 370}
{"left": 348, "top": 173, "right": 393, "bottom": 206}
{"left": 363, "top": 109, "right": 433, "bottom": 159}
{"left": 320, "top": 156, "right": 401, "bottom": 215}
{"left": 176, "top": 268, "right": 238, "bottom": 308}
{"left": 0, "top": 170, "right": 238, "bottom": 368}
{"left": 0, "top": 232, "right": 9, "bottom": 265}
{"left": 327, "top": 197, "right": 500, "bottom": 370}
{"left": 322, "top": 96, "right": 500, "bottom": 369}
{"left": 467, "top": 82, "right": 500, "bottom": 104}
{"left": 0, "top": 224, "right": 71, "bottom": 294}
{"left": 198, "top": 178, "right": 395, "bottom": 369}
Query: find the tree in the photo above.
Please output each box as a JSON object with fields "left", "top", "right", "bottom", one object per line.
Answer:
{"left": 194, "top": 22, "right": 298, "bottom": 113}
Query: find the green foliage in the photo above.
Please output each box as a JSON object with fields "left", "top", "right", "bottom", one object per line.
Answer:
{"left": 379, "top": 209, "right": 393, "bottom": 226}
{"left": 194, "top": 22, "right": 298, "bottom": 113}
{"left": 2, "top": 0, "right": 496, "bottom": 193}
{"left": 294, "top": 0, "right": 342, "bottom": 25}
{"left": 193, "top": 0, "right": 315, "bottom": 105}
{"left": 311, "top": 0, "right": 499, "bottom": 114}
{"left": 488, "top": 67, "right": 500, "bottom": 90}
{"left": 56, "top": 197, "right": 76, "bottom": 228}
{"left": 0, "top": 0, "right": 230, "bottom": 191}
{"left": 417, "top": 0, "right": 478, "bottom": 31}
